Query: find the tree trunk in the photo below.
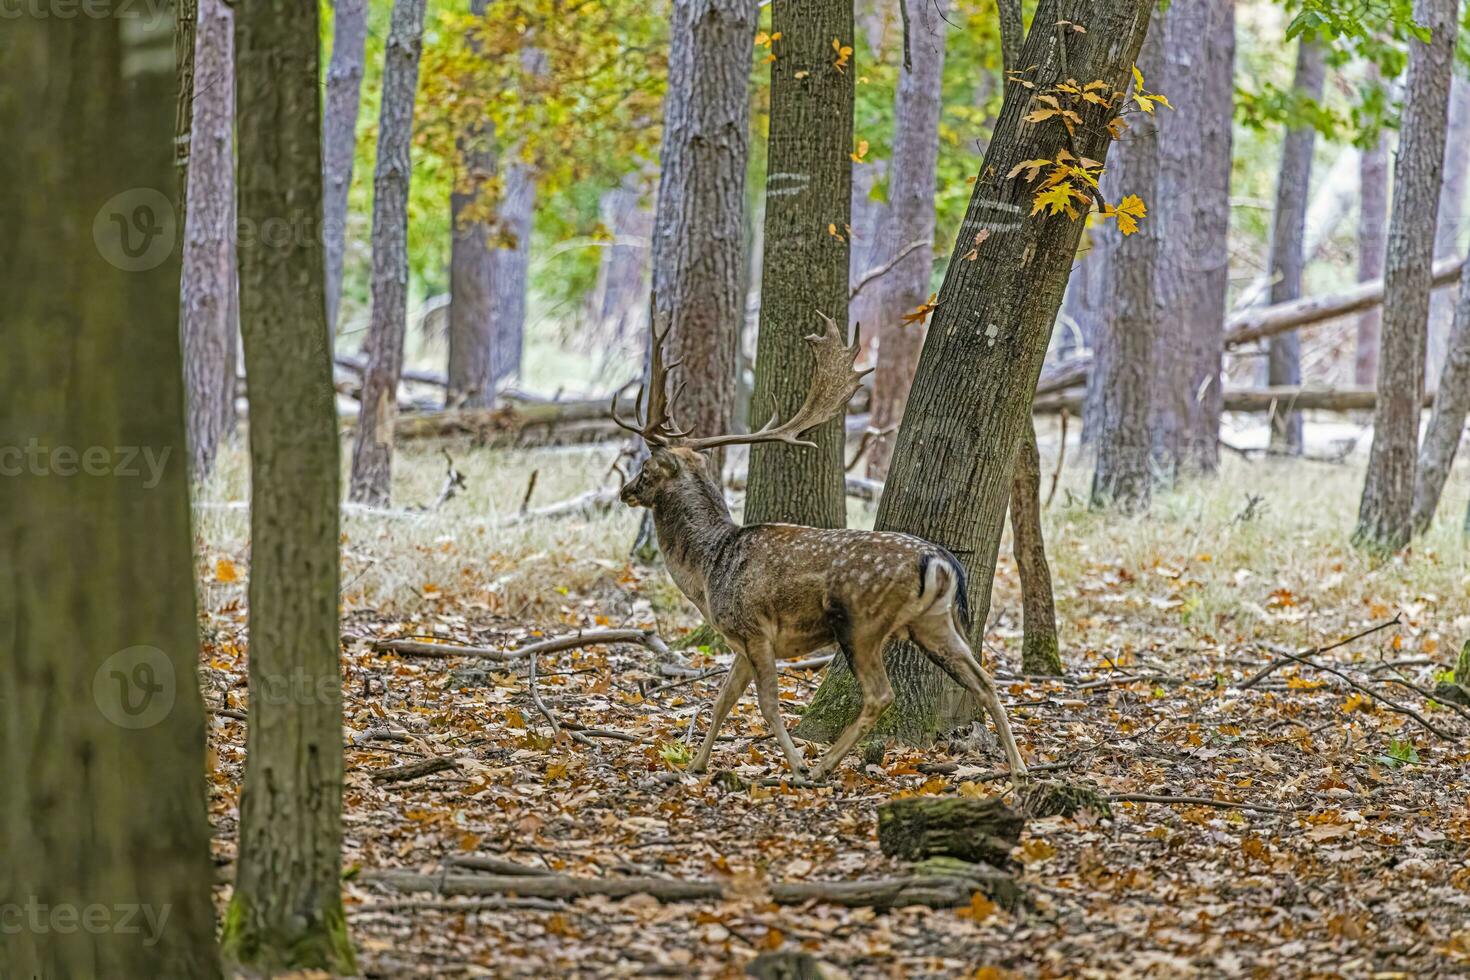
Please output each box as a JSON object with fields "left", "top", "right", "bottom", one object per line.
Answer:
{"left": 221, "top": 2, "right": 356, "bottom": 973}
{"left": 1412, "top": 260, "right": 1470, "bottom": 533}
{"left": 181, "top": 0, "right": 238, "bottom": 481}
{"left": 1071, "top": 166, "right": 1116, "bottom": 446}
{"left": 743, "top": 0, "right": 855, "bottom": 527}
{"left": 349, "top": 0, "right": 428, "bottom": 506}
{"left": 1354, "top": 0, "right": 1458, "bottom": 554}
{"left": 447, "top": 0, "right": 498, "bottom": 410}
{"left": 797, "top": 0, "right": 1153, "bottom": 745}
{"left": 867, "top": 0, "right": 948, "bottom": 478}
{"left": 323, "top": 0, "right": 370, "bottom": 337}
{"left": 1153, "top": 0, "right": 1234, "bottom": 477}
{"left": 1428, "top": 77, "right": 1470, "bottom": 371}
{"left": 1090, "top": 18, "right": 1163, "bottom": 514}
{"left": 1011, "top": 421, "right": 1061, "bottom": 674}
{"left": 1357, "top": 67, "right": 1390, "bottom": 387}
{"left": 650, "top": 0, "right": 757, "bottom": 469}
{"left": 491, "top": 154, "right": 536, "bottom": 385}
{"left": 1265, "top": 38, "right": 1325, "bottom": 455}
{"left": 1, "top": 15, "right": 219, "bottom": 977}
{"left": 586, "top": 171, "right": 653, "bottom": 345}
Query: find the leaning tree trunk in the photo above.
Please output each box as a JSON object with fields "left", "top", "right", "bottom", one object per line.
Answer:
{"left": 867, "top": 0, "right": 948, "bottom": 479}
{"left": 1354, "top": 0, "right": 1458, "bottom": 554}
{"left": 1, "top": 14, "right": 219, "bottom": 978}
{"left": 323, "top": 0, "right": 369, "bottom": 336}
{"left": 1152, "top": 0, "right": 1234, "bottom": 478}
{"left": 221, "top": 1, "right": 357, "bottom": 973}
{"left": 743, "top": 0, "right": 855, "bottom": 528}
{"left": 797, "top": 0, "right": 1153, "bottom": 745}
{"left": 1090, "top": 16, "right": 1164, "bottom": 515}
{"left": 1356, "top": 69, "right": 1390, "bottom": 386}
{"left": 349, "top": 0, "right": 428, "bottom": 506}
{"left": 650, "top": 0, "right": 757, "bottom": 467}
{"left": 1011, "top": 422, "right": 1061, "bottom": 674}
{"left": 1427, "top": 77, "right": 1470, "bottom": 371}
{"left": 181, "top": 0, "right": 239, "bottom": 481}
{"left": 1265, "top": 38, "right": 1325, "bottom": 456}
{"left": 447, "top": 0, "right": 499, "bottom": 410}
{"left": 1412, "top": 260, "right": 1470, "bottom": 533}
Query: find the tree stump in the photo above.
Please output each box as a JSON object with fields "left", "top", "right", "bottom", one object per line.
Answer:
{"left": 876, "top": 796, "right": 1024, "bottom": 867}
{"left": 1017, "top": 779, "right": 1112, "bottom": 819}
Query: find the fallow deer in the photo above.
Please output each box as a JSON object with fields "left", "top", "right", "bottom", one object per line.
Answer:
{"left": 614, "top": 312, "right": 1029, "bottom": 782}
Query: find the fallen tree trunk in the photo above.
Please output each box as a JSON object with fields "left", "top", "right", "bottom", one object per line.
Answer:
{"left": 340, "top": 391, "right": 639, "bottom": 446}
{"left": 1036, "top": 255, "right": 1465, "bottom": 395}
{"left": 877, "top": 796, "right": 1024, "bottom": 867}
{"left": 1034, "top": 385, "right": 1437, "bottom": 415}
{"left": 362, "top": 862, "right": 1023, "bottom": 910}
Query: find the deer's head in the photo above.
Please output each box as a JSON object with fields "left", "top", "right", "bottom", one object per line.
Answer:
{"left": 612, "top": 309, "right": 870, "bottom": 511}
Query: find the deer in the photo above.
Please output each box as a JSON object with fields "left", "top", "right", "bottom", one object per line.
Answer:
{"left": 612, "top": 311, "right": 1030, "bottom": 783}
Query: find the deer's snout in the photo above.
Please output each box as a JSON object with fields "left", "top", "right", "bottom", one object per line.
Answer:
{"left": 619, "top": 482, "right": 643, "bottom": 507}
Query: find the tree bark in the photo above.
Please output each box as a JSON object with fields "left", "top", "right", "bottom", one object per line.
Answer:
{"left": 1266, "top": 38, "right": 1325, "bottom": 455}
{"left": 1356, "top": 78, "right": 1390, "bottom": 386}
{"left": 1354, "top": 0, "right": 1458, "bottom": 554}
{"left": 1153, "top": 0, "right": 1234, "bottom": 477}
{"left": 222, "top": 1, "right": 357, "bottom": 972}
{"left": 1412, "top": 260, "right": 1470, "bottom": 532}
{"left": 867, "top": 0, "right": 948, "bottom": 478}
{"left": 181, "top": 0, "right": 238, "bottom": 481}
{"left": 1010, "top": 421, "right": 1061, "bottom": 674}
{"left": 491, "top": 154, "right": 536, "bottom": 385}
{"left": 324, "top": 0, "right": 370, "bottom": 338}
{"left": 1071, "top": 166, "right": 1115, "bottom": 445}
{"left": 650, "top": 0, "right": 757, "bottom": 467}
{"left": 1090, "top": 18, "right": 1162, "bottom": 514}
{"left": 585, "top": 171, "right": 653, "bottom": 345}
{"left": 447, "top": 0, "right": 498, "bottom": 410}
{"left": 349, "top": 0, "right": 428, "bottom": 506}
{"left": 743, "top": 0, "right": 855, "bottom": 528}
{"left": 1428, "top": 76, "right": 1470, "bottom": 371}
{"left": 1, "top": 14, "right": 219, "bottom": 977}
{"left": 797, "top": 0, "right": 1153, "bottom": 745}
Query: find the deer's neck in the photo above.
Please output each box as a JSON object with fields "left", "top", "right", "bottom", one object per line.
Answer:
{"left": 650, "top": 471, "right": 737, "bottom": 601}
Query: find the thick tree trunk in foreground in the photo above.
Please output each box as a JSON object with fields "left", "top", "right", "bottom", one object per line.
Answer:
{"left": 867, "top": 0, "right": 948, "bottom": 478}
{"left": 447, "top": 0, "right": 498, "bottom": 409}
{"left": 1428, "top": 77, "right": 1470, "bottom": 370}
{"left": 1090, "top": 19, "right": 1163, "bottom": 514}
{"left": 1354, "top": 0, "right": 1458, "bottom": 553}
{"left": 1412, "top": 261, "right": 1470, "bottom": 532}
{"left": 349, "top": 0, "right": 428, "bottom": 506}
{"left": 1, "top": 15, "right": 219, "bottom": 977}
{"left": 650, "top": 0, "right": 756, "bottom": 465}
{"left": 222, "top": 2, "right": 356, "bottom": 972}
{"left": 1266, "top": 38, "right": 1325, "bottom": 455}
{"left": 491, "top": 155, "right": 536, "bottom": 385}
{"left": 1011, "top": 422, "right": 1061, "bottom": 674}
{"left": 324, "top": 0, "right": 369, "bottom": 337}
{"left": 1356, "top": 86, "right": 1390, "bottom": 385}
{"left": 1153, "top": 0, "right": 1234, "bottom": 477}
{"left": 181, "top": 0, "right": 238, "bottom": 480}
{"left": 798, "top": 0, "right": 1152, "bottom": 745}
{"left": 743, "top": 0, "right": 855, "bottom": 527}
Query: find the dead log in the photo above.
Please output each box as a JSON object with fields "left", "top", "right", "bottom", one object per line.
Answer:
{"left": 1033, "top": 385, "right": 1437, "bottom": 416}
{"left": 371, "top": 628, "right": 671, "bottom": 662}
{"left": 362, "top": 861, "right": 1023, "bottom": 910}
{"left": 370, "top": 756, "right": 458, "bottom": 784}
{"left": 1036, "top": 255, "right": 1465, "bottom": 396}
{"left": 876, "top": 796, "right": 1024, "bottom": 867}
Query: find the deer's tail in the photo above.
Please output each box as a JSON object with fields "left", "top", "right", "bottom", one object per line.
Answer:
{"left": 917, "top": 548, "right": 971, "bottom": 634}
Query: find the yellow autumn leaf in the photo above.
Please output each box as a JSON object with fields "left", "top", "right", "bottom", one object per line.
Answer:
{"left": 1007, "top": 157, "right": 1055, "bottom": 181}
{"left": 850, "top": 138, "right": 869, "bottom": 162}
{"left": 1113, "top": 193, "right": 1146, "bottom": 235}
{"left": 1031, "top": 182, "right": 1083, "bottom": 217}
{"left": 215, "top": 558, "right": 240, "bottom": 583}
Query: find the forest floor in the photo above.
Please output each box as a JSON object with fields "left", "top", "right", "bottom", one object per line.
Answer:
{"left": 196, "top": 419, "right": 1470, "bottom": 978}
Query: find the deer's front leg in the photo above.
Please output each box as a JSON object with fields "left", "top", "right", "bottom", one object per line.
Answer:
{"left": 809, "top": 636, "right": 893, "bottom": 780}
{"left": 747, "top": 640, "right": 807, "bottom": 778}
{"left": 690, "top": 654, "right": 752, "bottom": 774}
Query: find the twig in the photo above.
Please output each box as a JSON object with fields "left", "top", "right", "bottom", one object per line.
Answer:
{"left": 1236, "top": 615, "right": 1402, "bottom": 691}
{"left": 1262, "top": 646, "right": 1458, "bottom": 741}
{"left": 846, "top": 426, "right": 896, "bottom": 472}
{"left": 1108, "top": 793, "right": 1304, "bottom": 814}
{"left": 898, "top": 0, "right": 912, "bottom": 72}
{"left": 350, "top": 896, "right": 567, "bottom": 914}
{"left": 849, "top": 240, "right": 930, "bottom": 302}
{"left": 1379, "top": 676, "right": 1470, "bottom": 725}
{"left": 528, "top": 651, "right": 595, "bottom": 748}
{"left": 519, "top": 468, "right": 540, "bottom": 513}
{"left": 1044, "top": 409, "right": 1067, "bottom": 508}
{"left": 433, "top": 448, "right": 467, "bottom": 510}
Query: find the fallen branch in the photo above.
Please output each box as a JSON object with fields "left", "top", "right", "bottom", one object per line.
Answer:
{"left": 372, "top": 628, "right": 671, "bottom": 663}
{"left": 527, "top": 650, "right": 595, "bottom": 748}
{"left": 370, "top": 756, "right": 459, "bottom": 784}
{"left": 1236, "top": 615, "right": 1403, "bottom": 691}
{"left": 495, "top": 487, "right": 620, "bottom": 528}
{"left": 1035, "top": 386, "right": 1436, "bottom": 416}
{"left": 1107, "top": 793, "right": 1304, "bottom": 814}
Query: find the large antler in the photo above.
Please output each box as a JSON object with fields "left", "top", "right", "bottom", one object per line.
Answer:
{"left": 680, "top": 311, "right": 870, "bottom": 453}
{"left": 611, "top": 308, "right": 691, "bottom": 445}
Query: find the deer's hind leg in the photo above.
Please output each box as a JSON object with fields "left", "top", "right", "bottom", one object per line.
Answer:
{"left": 908, "top": 614, "right": 1028, "bottom": 778}
{"left": 809, "top": 620, "right": 894, "bottom": 781}
{"left": 690, "top": 654, "right": 752, "bottom": 774}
